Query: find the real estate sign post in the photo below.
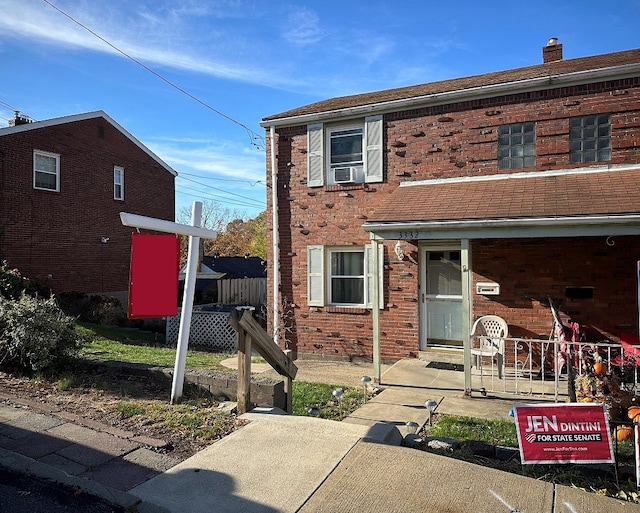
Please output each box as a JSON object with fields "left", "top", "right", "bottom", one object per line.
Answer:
{"left": 120, "top": 202, "right": 216, "bottom": 403}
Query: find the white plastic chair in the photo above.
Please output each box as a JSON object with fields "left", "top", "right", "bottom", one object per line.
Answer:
{"left": 471, "top": 315, "right": 508, "bottom": 379}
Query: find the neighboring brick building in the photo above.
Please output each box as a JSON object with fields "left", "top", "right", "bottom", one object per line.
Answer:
{"left": 0, "top": 111, "right": 176, "bottom": 298}
{"left": 261, "top": 42, "right": 640, "bottom": 371}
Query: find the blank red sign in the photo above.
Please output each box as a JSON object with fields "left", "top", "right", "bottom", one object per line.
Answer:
{"left": 128, "top": 233, "right": 179, "bottom": 319}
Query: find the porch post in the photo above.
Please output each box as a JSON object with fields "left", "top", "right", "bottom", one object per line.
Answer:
{"left": 461, "top": 239, "right": 472, "bottom": 395}
{"left": 372, "top": 238, "right": 381, "bottom": 383}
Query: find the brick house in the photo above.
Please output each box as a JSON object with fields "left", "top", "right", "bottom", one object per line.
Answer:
{"left": 0, "top": 111, "right": 176, "bottom": 299}
{"left": 260, "top": 41, "right": 640, "bottom": 382}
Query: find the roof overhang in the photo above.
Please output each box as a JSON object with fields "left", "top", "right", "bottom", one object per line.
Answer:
{"left": 363, "top": 164, "right": 640, "bottom": 241}
{"left": 0, "top": 110, "right": 178, "bottom": 177}
{"left": 260, "top": 63, "right": 640, "bottom": 128}
{"left": 364, "top": 214, "right": 640, "bottom": 241}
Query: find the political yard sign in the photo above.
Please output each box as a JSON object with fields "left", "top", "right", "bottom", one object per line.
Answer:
{"left": 513, "top": 403, "right": 614, "bottom": 464}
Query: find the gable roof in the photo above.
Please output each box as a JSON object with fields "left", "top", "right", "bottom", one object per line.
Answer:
{"left": 0, "top": 110, "right": 177, "bottom": 177}
{"left": 262, "top": 48, "right": 640, "bottom": 126}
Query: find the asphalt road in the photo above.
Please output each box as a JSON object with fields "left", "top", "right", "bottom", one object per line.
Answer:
{"left": 0, "top": 466, "right": 125, "bottom": 513}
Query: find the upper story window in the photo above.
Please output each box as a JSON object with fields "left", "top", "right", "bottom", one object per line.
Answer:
{"left": 33, "top": 150, "right": 60, "bottom": 191}
{"left": 569, "top": 114, "right": 611, "bottom": 163}
{"left": 328, "top": 126, "right": 363, "bottom": 185}
{"left": 307, "top": 115, "right": 383, "bottom": 187}
{"left": 498, "top": 122, "right": 535, "bottom": 170}
{"left": 114, "top": 166, "right": 124, "bottom": 200}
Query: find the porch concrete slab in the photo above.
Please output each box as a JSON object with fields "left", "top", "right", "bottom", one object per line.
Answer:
{"left": 381, "top": 357, "right": 465, "bottom": 390}
{"left": 129, "top": 409, "right": 374, "bottom": 513}
{"left": 299, "top": 439, "right": 555, "bottom": 513}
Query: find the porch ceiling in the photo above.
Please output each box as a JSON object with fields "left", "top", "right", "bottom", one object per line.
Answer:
{"left": 364, "top": 165, "right": 640, "bottom": 240}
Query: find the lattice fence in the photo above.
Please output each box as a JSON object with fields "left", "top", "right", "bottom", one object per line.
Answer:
{"left": 166, "top": 308, "right": 238, "bottom": 352}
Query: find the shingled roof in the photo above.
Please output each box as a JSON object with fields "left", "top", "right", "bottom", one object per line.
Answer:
{"left": 366, "top": 166, "right": 640, "bottom": 225}
{"left": 262, "top": 48, "right": 640, "bottom": 123}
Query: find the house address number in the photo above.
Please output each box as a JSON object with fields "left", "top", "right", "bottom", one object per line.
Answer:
{"left": 397, "top": 231, "right": 419, "bottom": 239}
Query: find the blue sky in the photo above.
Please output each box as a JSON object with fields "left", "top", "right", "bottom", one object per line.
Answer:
{"left": 1, "top": 1, "right": 639, "bottom": 221}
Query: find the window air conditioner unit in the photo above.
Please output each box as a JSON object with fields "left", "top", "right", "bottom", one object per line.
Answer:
{"left": 333, "top": 166, "right": 357, "bottom": 184}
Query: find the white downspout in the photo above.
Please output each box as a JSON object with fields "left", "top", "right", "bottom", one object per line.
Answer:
{"left": 270, "top": 125, "right": 280, "bottom": 343}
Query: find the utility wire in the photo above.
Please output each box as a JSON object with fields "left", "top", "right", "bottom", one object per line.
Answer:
{"left": 42, "top": 0, "right": 265, "bottom": 150}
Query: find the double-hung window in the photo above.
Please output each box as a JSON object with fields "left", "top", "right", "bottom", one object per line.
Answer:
{"left": 498, "top": 122, "right": 535, "bottom": 170}
{"left": 328, "top": 126, "right": 363, "bottom": 184}
{"left": 307, "top": 115, "right": 383, "bottom": 186}
{"left": 569, "top": 114, "right": 611, "bottom": 163}
{"left": 307, "top": 244, "right": 383, "bottom": 308}
{"left": 330, "top": 248, "right": 365, "bottom": 305}
{"left": 33, "top": 150, "right": 60, "bottom": 191}
{"left": 114, "top": 166, "right": 124, "bottom": 200}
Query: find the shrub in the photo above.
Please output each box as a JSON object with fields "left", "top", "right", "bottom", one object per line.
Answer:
{"left": 0, "top": 294, "right": 86, "bottom": 372}
{"left": 0, "top": 261, "right": 51, "bottom": 300}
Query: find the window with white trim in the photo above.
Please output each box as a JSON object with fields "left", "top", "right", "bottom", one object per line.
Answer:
{"left": 569, "top": 114, "right": 611, "bottom": 163}
{"left": 307, "top": 115, "right": 383, "bottom": 187}
{"left": 33, "top": 150, "right": 60, "bottom": 191}
{"left": 307, "top": 244, "right": 383, "bottom": 308}
{"left": 114, "top": 166, "right": 124, "bottom": 200}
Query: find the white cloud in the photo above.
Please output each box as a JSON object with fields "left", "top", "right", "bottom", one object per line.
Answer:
{"left": 282, "top": 7, "right": 325, "bottom": 46}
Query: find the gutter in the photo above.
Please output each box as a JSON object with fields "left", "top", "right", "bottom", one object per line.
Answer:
{"left": 270, "top": 125, "right": 280, "bottom": 343}
{"left": 364, "top": 214, "right": 640, "bottom": 232}
{"left": 260, "top": 63, "right": 640, "bottom": 128}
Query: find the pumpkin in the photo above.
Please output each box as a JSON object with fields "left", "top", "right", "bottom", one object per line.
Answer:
{"left": 627, "top": 406, "right": 640, "bottom": 422}
{"left": 593, "top": 362, "right": 607, "bottom": 376}
{"left": 615, "top": 425, "right": 633, "bottom": 442}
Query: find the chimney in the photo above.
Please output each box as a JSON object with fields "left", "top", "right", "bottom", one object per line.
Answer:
{"left": 542, "top": 38, "right": 563, "bottom": 63}
{"left": 8, "top": 111, "right": 32, "bottom": 127}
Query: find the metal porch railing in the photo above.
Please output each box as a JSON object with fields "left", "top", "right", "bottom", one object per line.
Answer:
{"left": 471, "top": 336, "right": 639, "bottom": 401}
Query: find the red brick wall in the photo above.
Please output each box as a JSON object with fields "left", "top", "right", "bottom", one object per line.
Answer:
{"left": 266, "top": 77, "right": 640, "bottom": 362}
{"left": 0, "top": 117, "right": 175, "bottom": 294}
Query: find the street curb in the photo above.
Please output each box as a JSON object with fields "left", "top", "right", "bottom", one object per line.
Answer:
{"left": 0, "top": 447, "right": 171, "bottom": 513}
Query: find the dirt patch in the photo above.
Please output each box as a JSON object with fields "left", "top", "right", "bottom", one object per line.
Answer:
{"left": 0, "top": 366, "right": 243, "bottom": 463}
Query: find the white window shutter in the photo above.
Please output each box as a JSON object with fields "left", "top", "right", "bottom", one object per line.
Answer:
{"left": 307, "top": 123, "right": 324, "bottom": 187}
{"left": 307, "top": 245, "right": 325, "bottom": 306}
{"left": 364, "top": 115, "right": 383, "bottom": 183}
{"left": 366, "top": 243, "right": 384, "bottom": 309}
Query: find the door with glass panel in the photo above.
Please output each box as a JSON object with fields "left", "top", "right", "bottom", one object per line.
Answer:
{"left": 420, "top": 247, "right": 463, "bottom": 348}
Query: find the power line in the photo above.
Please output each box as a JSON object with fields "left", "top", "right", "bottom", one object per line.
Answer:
{"left": 177, "top": 175, "right": 265, "bottom": 206}
{"left": 42, "top": 0, "right": 265, "bottom": 151}
{"left": 179, "top": 171, "right": 265, "bottom": 186}
{"left": 176, "top": 186, "right": 265, "bottom": 210}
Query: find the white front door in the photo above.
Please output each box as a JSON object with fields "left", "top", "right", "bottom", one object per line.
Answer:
{"left": 420, "top": 246, "right": 463, "bottom": 348}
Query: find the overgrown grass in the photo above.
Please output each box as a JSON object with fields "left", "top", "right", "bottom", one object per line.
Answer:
{"left": 428, "top": 415, "right": 519, "bottom": 447}
{"left": 292, "top": 381, "right": 365, "bottom": 419}
{"left": 77, "top": 323, "right": 231, "bottom": 370}
{"left": 114, "top": 398, "right": 243, "bottom": 440}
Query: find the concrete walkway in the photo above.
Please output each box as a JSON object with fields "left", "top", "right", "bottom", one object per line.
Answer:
{"left": 1, "top": 357, "right": 637, "bottom": 512}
